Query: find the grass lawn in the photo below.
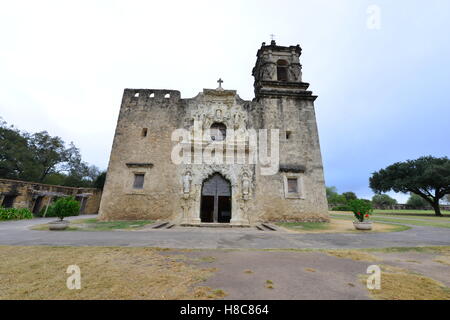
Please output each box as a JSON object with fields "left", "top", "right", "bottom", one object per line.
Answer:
{"left": 331, "top": 213, "right": 450, "bottom": 229}
{"left": 359, "top": 266, "right": 450, "bottom": 300}
{"left": 276, "top": 218, "right": 410, "bottom": 233}
{"left": 0, "top": 246, "right": 224, "bottom": 300}
{"left": 31, "top": 218, "right": 155, "bottom": 231}
{"left": 373, "top": 209, "right": 450, "bottom": 218}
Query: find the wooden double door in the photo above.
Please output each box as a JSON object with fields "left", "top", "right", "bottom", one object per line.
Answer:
{"left": 200, "top": 174, "right": 231, "bottom": 223}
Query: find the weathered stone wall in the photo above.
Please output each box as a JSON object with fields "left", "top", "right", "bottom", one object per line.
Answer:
{"left": 99, "top": 87, "right": 328, "bottom": 223}
{"left": 98, "top": 89, "right": 184, "bottom": 221}
{"left": 99, "top": 41, "right": 329, "bottom": 224}
{"left": 252, "top": 97, "right": 329, "bottom": 222}
{"left": 80, "top": 188, "right": 102, "bottom": 214}
{"left": 0, "top": 178, "right": 101, "bottom": 215}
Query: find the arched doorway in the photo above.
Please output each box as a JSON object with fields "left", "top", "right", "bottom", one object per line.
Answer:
{"left": 200, "top": 173, "right": 231, "bottom": 223}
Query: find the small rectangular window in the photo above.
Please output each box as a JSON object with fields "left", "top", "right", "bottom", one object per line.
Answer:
{"left": 142, "top": 128, "right": 148, "bottom": 137}
{"left": 287, "top": 178, "right": 298, "bottom": 193}
{"left": 133, "top": 173, "right": 145, "bottom": 189}
{"left": 286, "top": 131, "right": 292, "bottom": 140}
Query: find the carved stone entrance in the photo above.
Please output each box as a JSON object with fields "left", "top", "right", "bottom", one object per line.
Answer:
{"left": 200, "top": 173, "right": 231, "bottom": 223}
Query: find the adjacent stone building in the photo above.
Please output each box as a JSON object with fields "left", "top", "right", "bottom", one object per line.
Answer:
{"left": 0, "top": 178, "right": 102, "bottom": 215}
{"left": 99, "top": 41, "right": 329, "bottom": 225}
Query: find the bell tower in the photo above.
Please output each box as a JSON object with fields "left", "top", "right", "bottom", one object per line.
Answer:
{"left": 251, "top": 40, "right": 329, "bottom": 221}
{"left": 252, "top": 40, "right": 314, "bottom": 100}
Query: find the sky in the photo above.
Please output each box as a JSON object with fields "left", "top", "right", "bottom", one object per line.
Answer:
{"left": 0, "top": 0, "right": 449, "bottom": 202}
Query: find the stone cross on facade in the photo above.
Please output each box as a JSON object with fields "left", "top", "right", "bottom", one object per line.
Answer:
{"left": 217, "top": 78, "right": 223, "bottom": 90}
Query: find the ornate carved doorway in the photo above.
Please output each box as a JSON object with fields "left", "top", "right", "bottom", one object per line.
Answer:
{"left": 200, "top": 173, "right": 231, "bottom": 223}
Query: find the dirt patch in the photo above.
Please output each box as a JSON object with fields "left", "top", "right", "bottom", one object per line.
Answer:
{"left": 265, "top": 280, "right": 274, "bottom": 289}
{"left": 193, "top": 287, "right": 228, "bottom": 299}
{"left": 0, "top": 246, "right": 221, "bottom": 300}
{"left": 179, "top": 250, "right": 371, "bottom": 300}
{"left": 325, "top": 250, "right": 380, "bottom": 262}
{"left": 434, "top": 256, "right": 450, "bottom": 266}
{"left": 369, "top": 250, "right": 450, "bottom": 287}
{"left": 361, "top": 269, "right": 450, "bottom": 300}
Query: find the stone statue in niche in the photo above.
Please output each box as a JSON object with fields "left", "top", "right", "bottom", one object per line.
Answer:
{"left": 195, "top": 112, "right": 205, "bottom": 125}
{"left": 289, "top": 64, "right": 301, "bottom": 81}
{"left": 215, "top": 109, "right": 222, "bottom": 120}
{"left": 261, "top": 63, "right": 276, "bottom": 80}
{"left": 183, "top": 171, "right": 192, "bottom": 195}
{"left": 242, "top": 172, "right": 250, "bottom": 198}
{"left": 233, "top": 110, "right": 247, "bottom": 130}
{"left": 233, "top": 113, "right": 241, "bottom": 129}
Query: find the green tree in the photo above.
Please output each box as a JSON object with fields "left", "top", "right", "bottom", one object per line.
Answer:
{"left": 326, "top": 186, "right": 347, "bottom": 206}
{"left": 28, "top": 131, "right": 73, "bottom": 182}
{"left": 0, "top": 120, "right": 33, "bottom": 180}
{"left": 326, "top": 186, "right": 338, "bottom": 201}
{"left": 42, "top": 172, "right": 67, "bottom": 186}
{"left": 372, "top": 194, "right": 397, "bottom": 208}
{"left": 370, "top": 156, "right": 450, "bottom": 216}
{"left": 406, "top": 194, "right": 430, "bottom": 209}
{"left": 342, "top": 192, "right": 358, "bottom": 201}
{"left": 60, "top": 145, "right": 100, "bottom": 187}
{"left": 0, "top": 119, "right": 103, "bottom": 188}
{"left": 93, "top": 171, "right": 107, "bottom": 190}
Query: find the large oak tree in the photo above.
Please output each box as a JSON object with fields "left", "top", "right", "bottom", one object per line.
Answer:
{"left": 0, "top": 119, "right": 100, "bottom": 187}
{"left": 369, "top": 156, "right": 450, "bottom": 216}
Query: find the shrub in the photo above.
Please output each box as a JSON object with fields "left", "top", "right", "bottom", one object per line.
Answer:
{"left": 36, "top": 197, "right": 81, "bottom": 218}
{"left": 38, "top": 205, "right": 55, "bottom": 217}
{"left": 331, "top": 205, "right": 351, "bottom": 211}
{"left": 348, "top": 199, "right": 373, "bottom": 222}
{"left": 328, "top": 194, "right": 347, "bottom": 206}
{"left": 0, "top": 207, "right": 33, "bottom": 221}
{"left": 51, "top": 196, "right": 80, "bottom": 220}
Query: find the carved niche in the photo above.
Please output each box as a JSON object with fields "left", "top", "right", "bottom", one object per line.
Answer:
{"left": 288, "top": 64, "right": 302, "bottom": 82}
{"left": 190, "top": 104, "right": 247, "bottom": 132}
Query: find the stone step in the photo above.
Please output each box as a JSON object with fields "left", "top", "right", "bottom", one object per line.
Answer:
{"left": 151, "top": 221, "right": 169, "bottom": 229}
{"left": 191, "top": 223, "right": 233, "bottom": 228}
{"left": 261, "top": 223, "right": 278, "bottom": 231}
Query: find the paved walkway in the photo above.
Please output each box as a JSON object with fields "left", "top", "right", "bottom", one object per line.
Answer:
{"left": 0, "top": 215, "right": 449, "bottom": 249}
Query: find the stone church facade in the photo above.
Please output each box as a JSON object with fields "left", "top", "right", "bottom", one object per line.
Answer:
{"left": 99, "top": 41, "right": 329, "bottom": 225}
